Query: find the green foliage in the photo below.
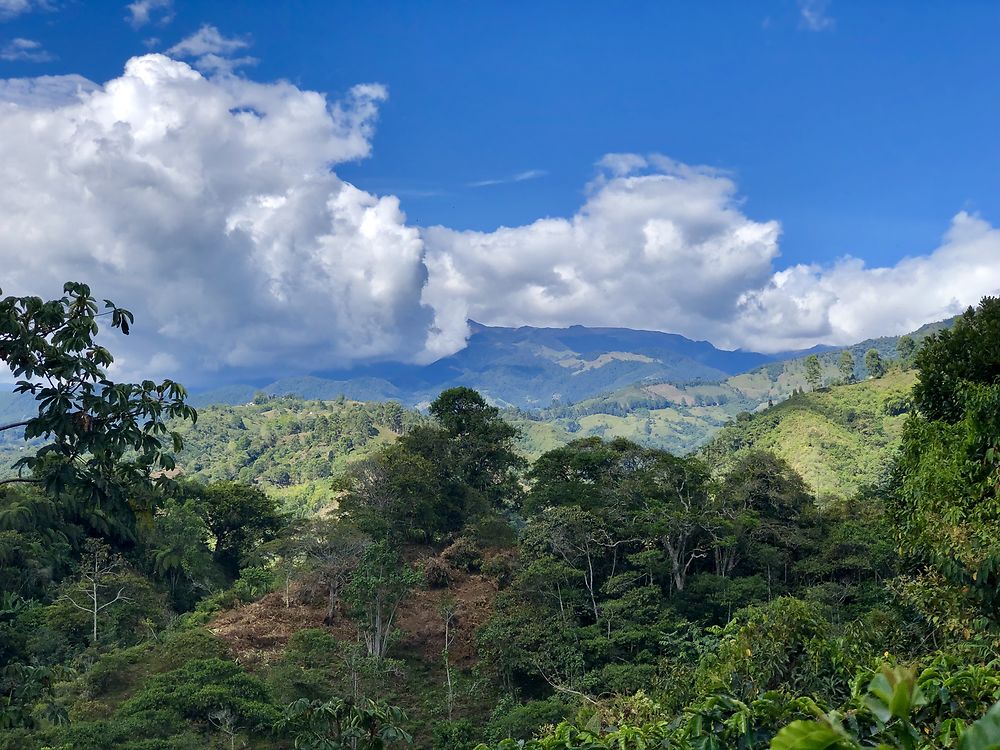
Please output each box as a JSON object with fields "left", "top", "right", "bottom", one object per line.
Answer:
{"left": 891, "top": 297, "right": 1000, "bottom": 629}
{"left": 805, "top": 356, "right": 823, "bottom": 391}
{"left": 912, "top": 298, "right": 1000, "bottom": 423}
{"left": 0, "top": 281, "right": 195, "bottom": 514}
{"left": 190, "top": 480, "right": 284, "bottom": 578}
{"left": 865, "top": 349, "right": 886, "bottom": 380}
{"left": 344, "top": 541, "right": 423, "bottom": 660}
{"left": 277, "top": 696, "right": 412, "bottom": 749}
{"left": 702, "top": 371, "right": 916, "bottom": 501}
{"left": 839, "top": 352, "right": 856, "bottom": 384}
{"left": 169, "top": 395, "right": 418, "bottom": 496}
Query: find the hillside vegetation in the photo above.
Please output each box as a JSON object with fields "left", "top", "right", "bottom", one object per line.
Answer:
{"left": 701, "top": 369, "right": 916, "bottom": 499}
{"left": 3, "top": 284, "right": 997, "bottom": 750}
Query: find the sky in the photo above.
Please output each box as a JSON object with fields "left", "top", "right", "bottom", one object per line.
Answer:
{"left": 2, "top": 0, "right": 1000, "bottom": 385}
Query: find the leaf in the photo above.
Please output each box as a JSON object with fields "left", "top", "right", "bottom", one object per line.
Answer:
{"left": 771, "top": 721, "right": 856, "bottom": 750}
{"left": 959, "top": 702, "right": 1000, "bottom": 750}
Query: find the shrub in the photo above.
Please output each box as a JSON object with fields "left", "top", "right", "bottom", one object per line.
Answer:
{"left": 425, "top": 557, "right": 452, "bottom": 589}
{"left": 442, "top": 538, "right": 482, "bottom": 573}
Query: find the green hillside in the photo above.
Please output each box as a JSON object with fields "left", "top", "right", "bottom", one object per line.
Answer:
{"left": 168, "top": 395, "right": 428, "bottom": 511}
{"left": 700, "top": 368, "right": 916, "bottom": 500}
{"left": 512, "top": 319, "right": 944, "bottom": 458}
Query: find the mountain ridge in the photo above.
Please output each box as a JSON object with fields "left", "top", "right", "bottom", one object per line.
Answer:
{"left": 187, "top": 321, "right": 823, "bottom": 409}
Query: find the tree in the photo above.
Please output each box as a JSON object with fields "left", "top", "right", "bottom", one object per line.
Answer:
{"left": 440, "top": 598, "right": 460, "bottom": 721}
{"left": 838, "top": 350, "right": 855, "bottom": 383}
{"left": 896, "top": 334, "right": 916, "bottom": 363}
{"left": 912, "top": 297, "right": 1000, "bottom": 422}
{"left": 0, "top": 282, "right": 196, "bottom": 514}
{"left": 293, "top": 519, "right": 371, "bottom": 624}
{"left": 709, "top": 451, "right": 814, "bottom": 587}
{"left": 191, "top": 481, "right": 284, "bottom": 580}
{"left": 146, "top": 499, "right": 222, "bottom": 609}
{"left": 864, "top": 348, "right": 885, "bottom": 379}
{"left": 59, "top": 540, "right": 131, "bottom": 643}
{"left": 630, "top": 452, "right": 712, "bottom": 594}
{"left": 804, "top": 355, "right": 822, "bottom": 391}
{"left": 422, "top": 387, "right": 525, "bottom": 513}
{"left": 339, "top": 444, "right": 445, "bottom": 542}
{"left": 344, "top": 542, "right": 422, "bottom": 660}
{"left": 891, "top": 298, "right": 1000, "bottom": 622}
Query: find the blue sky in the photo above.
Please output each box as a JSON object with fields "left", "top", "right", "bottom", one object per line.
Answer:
{"left": 2, "top": 1, "right": 1000, "bottom": 381}
{"left": 5, "top": 1, "right": 999, "bottom": 267}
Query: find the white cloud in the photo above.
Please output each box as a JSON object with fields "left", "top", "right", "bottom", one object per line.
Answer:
{"left": 166, "top": 25, "right": 256, "bottom": 75}
{"left": 125, "top": 0, "right": 173, "bottom": 29}
{"left": 798, "top": 0, "right": 835, "bottom": 31}
{"left": 1, "top": 55, "right": 998, "bottom": 386}
{"left": 423, "top": 154, "right": 1000, "bottom": 354}
{"left": 732, "top": 213, "right": 1000, "bottom": 350}
{"left": 0, "top": 37, "right": 53, "bottom": 62}
{"left": 0, "top": 73, "right": 95, "bottom": 105}
{"left": 423, "top": 155, "right": 782, "bottom": 355}
{"left": 468, "top": 169, "right": 547, "bottom": 188}
{"left": 0, "top": 54, "right": 444, "bottom": 383}
{"left": 0, "top": 0, "right": 42, "bottom": 22}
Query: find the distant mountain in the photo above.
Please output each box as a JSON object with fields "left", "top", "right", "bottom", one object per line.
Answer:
{"left": 509, "top": 317, "right": 950, "bottom": 457}
{"left": 191, "top": 322, "right": 802, "bottom": 409}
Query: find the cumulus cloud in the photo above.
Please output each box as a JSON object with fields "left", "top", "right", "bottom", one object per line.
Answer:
{"left": 423, "top": 155, "right": 1000, "bottom": 354}
{"left": 0, "top": 54, "right": 443, "bottom": 383}
{"left": 733, "top": 213, "right": 1000, "bottom": 350}
{"left": 422, "top": 155, "right": 782, "bottom": 354}
{"left": 0, "top": 37, "right": 53, "bottom": 62}
{"left": 0, "top": 73, "right": 96, "bottom": 105}
{"left": 798, "top": 0, "right": 835, "bottom": 31}
{"left": 1, "top": 55, "right": 998, "bottom": 386}
{"left": 125, "top": 0, "right": 173, "bottom": 29}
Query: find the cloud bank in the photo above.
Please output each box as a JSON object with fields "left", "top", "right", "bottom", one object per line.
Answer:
{"left": 0, "top": 55, "right": 438, "bottom": 382}
{"left": 1, "top": 53, "right": 999, "bottom": 384}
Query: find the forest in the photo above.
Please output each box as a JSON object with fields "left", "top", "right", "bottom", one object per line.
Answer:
{"left": 2, "top": 282, "right": 1000, "bottom": 749}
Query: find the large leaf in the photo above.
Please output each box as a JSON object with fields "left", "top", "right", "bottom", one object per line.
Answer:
{"left": 960, "top": 702, "right": 1000, "bottom": 750}
{"left": 771, "top": 721, "right": 856, "bottom": 750}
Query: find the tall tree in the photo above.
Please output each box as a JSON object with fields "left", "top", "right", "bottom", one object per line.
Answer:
{"left": 804, "top": 354, "right": 822, "bottom": 390}
{"left": 59, "top": 540, "right": 131, "bottom": 643}
{"left": 630, "top": 452, "right": 712, "bottom": 594}
{"left": 864, "top": 348, "right": 886, "bottom": 379}
{"left": 896, "top": 334, "right": 916, "bottom": 363}
{"left": 912, "top": 297, "right": 1000, "bottom": 422}
{"left": 838, "top": 350, "right": 856, "bottom": 383}
{"left": 344, "top": 542, "right": 422, "bottom": 660}
{"left": 191, "top": 481, "right": 284, "bottom": 580}
{"left": 425, "top": 386, "right": 525, "bottom": 511}
{"left": 891, "top": 297, "right": 1000, "bottom": 622}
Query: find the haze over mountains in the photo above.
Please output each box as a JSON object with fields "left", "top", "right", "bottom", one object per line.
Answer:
{"left": 189, "top": 321, "right": 822, "bottom": 409}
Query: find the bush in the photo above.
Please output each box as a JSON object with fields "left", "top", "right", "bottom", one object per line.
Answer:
{"left": 424, "top": 557, "right": 452, "bottom": 589}
{"left": 232, "top": 566, "right": 274, "bottom": 603}
{"left": 442, "top": 537, "right": 482, "bottom": 573}
{"left": 432, "top": 718, "right": 476, "bottom": 750}
{"left": 484, "top": 696, "right": 572, "bottom": 743}
{"left": 268, "top": 629, "right": 342, "bottom": 703}
{"left": 469, "top": 515, "right": 518, "bottom": 549}
{"left": 481, "top": 550, "right": 518, "bottom": 589}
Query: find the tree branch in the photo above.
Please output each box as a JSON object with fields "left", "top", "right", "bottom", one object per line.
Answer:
{"left": 0, "top": 420, "right": 31, "bottom": 432}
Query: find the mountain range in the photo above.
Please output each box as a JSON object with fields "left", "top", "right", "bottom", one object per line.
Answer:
{"left": 189, "top": 322, "right": 822, "bottom": 409}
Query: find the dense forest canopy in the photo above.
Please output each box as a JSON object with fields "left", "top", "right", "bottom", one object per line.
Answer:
{"left": 2, "top": 284, "right": 1000, "bottom": 749}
